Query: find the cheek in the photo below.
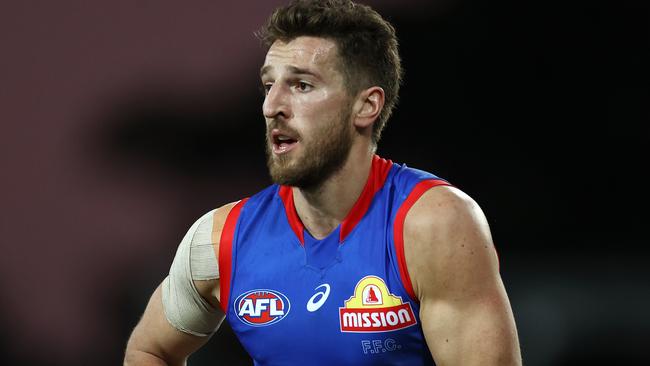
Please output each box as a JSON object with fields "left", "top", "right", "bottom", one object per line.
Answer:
{"left": 294, "top": 91, "right": 347, "bottom": 121}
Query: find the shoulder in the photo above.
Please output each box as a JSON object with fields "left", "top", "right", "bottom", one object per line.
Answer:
{"left": 405, "top": 185, "right": 488, "bottom": 239}
{"left": 402, "top": 185, "right": 499, "bottom": 299}
{"left": 209, "top": 201, "right": 244, "bottom": 254}
{"left": 175, "top": 200, "right": 242, "bottom": 271}
{"left": 190, "top": 201, "right": 242, "bottom": 307}
{"left": 201, "top": 188, "right": 271, "bottom": 256}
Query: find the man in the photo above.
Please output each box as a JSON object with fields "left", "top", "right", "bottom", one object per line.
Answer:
{"left": 124, "top": 0, "right": 522, "bottom": 365}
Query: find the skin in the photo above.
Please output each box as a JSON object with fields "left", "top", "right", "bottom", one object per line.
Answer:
{"left": 260, "top": 36, "right": 382, "bottom": 238}
{"left": 124, "top": 203, "right": 234, "bottom": 366}
{"left": 124, "top": 36, "right": 521, "bottom": 365}
{"left": 405, "top": 187, "right": 522, "bottom": 365}
{"left": 263, "top": 37, "right": 356, "bottom": 192}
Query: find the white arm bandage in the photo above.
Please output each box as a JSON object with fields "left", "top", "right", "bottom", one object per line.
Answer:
{"left": 161, "top": 209, "right": 223, "bottom": 336}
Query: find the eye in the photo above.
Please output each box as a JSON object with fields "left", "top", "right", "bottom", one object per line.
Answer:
{"left": 261, "top": 83, "right": 273, "bottom": 96}
{"left": 295, "top": 81, "right": 312, "bottom": 92}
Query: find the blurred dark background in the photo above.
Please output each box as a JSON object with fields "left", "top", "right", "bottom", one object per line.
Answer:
{"left": 0, "top": 0, "right": 647, "bottom": 365}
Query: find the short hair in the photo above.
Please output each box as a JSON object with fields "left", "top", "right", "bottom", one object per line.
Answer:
{"left": 257, "top": 0, "right": 403, "bottom": 145}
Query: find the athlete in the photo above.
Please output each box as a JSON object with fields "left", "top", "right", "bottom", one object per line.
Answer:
{"left": 124, "top": 1, "right": 522, "bottom": 365}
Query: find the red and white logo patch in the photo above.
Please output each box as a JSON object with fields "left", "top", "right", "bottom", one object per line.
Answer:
{"left": 235, "top": 289, "right": 290, "bottom": 327}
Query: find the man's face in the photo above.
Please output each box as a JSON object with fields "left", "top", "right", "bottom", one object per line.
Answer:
{"left": 261, "top": 36, "right": 355, "bottom": 189}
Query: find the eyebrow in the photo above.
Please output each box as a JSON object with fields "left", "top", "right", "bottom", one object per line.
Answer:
{"left": 259, "top": 65, "right": 322, "bottom": 80}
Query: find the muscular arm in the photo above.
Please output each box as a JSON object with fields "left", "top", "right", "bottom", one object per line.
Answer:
{"left": 124, "top": 203, "right": 236, "bottom": 365}
{"left": 124, "top": 283, "right": 217, "bottom": 366}
{"left": 404, "top": 186, "right": 521, "bottom": 366}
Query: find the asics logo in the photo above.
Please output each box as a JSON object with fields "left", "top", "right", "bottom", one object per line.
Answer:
{"left": 306, "top": 284, "right": 331, "bottom": 312}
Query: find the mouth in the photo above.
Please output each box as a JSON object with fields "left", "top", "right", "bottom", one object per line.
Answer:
{"left": 271, "top": 129, "right": 299, "bottom": 155}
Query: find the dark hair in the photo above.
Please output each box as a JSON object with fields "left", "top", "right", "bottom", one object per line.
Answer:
{"left": 257, "top": 0, "right": 403, "bottom": 145}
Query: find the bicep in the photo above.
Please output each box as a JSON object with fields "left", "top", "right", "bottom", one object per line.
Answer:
{"left": 419, "top": 276, "right": 520, "bottom": 365}
{"left": 125, "top": 283, "right": 213, "bottom": 366}
{"left": 162, "top": 209, "right": 224, "bottom": 336}
{"left": 125, "top": 203, "right": 237, "bottom": 365}
{"left": 405, "top": 186, "right": 521, "bottom": 365}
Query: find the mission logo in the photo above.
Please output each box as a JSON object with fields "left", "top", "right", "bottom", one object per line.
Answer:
{"left": 235, "top": 289, "right": 290, "bottom": 327}
{"left": 339, "top": 276, "right": 416, "bottom": 333}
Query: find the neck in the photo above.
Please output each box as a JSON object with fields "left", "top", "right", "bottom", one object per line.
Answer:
{"left": 293, "top": 143, "right": 375, "bottom": 240}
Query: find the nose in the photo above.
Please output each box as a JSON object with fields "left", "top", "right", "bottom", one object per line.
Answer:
{"left": 263, "top": 83, "right": 291, "bottom": 121}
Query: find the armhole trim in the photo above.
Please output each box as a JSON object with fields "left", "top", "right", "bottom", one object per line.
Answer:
{"left": 218, "top": 198, "right": 248, "bottom": 314}
{"left": 393, "top": 179, "right": 450, "bottom": 302}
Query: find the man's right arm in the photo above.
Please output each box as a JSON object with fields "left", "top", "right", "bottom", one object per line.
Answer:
{"left": 124, "top": 202, "right": 237, "bottom": 366}
{"left": 124, "top": 282, "right": 218, "bottom": 366}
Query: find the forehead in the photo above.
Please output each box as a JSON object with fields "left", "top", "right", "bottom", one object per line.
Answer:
{"left": 262, "top": 36, "right": 341, "bottom": 77}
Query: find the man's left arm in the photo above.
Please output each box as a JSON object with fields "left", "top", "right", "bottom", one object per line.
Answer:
{"left": 403, "top": 186, "right": 521, "bottom": 366}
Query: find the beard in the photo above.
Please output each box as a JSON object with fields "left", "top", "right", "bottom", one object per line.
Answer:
{"left": 265, "top": 106, "right": 354, "bottom": 191}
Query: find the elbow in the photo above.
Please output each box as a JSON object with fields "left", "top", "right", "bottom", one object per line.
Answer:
{"left": 123, "top": 341, "right": 142, "bottom": 366}
{"left": 123, "top": 350, "right": 136, "bottom": 366}
{"left": 123, "top": 338, "right": 136, "bottom": 365}
{"left": 123, "top": 339, "right": 170, "bottom": 366}
{"left": 123, "top": 349, "right": 171, "bottom": 366}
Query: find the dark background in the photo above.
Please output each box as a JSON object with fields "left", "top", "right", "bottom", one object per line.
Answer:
{"left": 0, "top": 0, "right": 647, "bottom": 365}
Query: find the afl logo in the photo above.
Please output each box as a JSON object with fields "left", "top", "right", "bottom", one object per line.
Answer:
{"left": 234, "top": 289, "right": 290, "bottom": 327}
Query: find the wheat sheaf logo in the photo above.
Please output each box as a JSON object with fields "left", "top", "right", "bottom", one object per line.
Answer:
{"left": 339, "top": 275, "right": 416, "bottom": 333}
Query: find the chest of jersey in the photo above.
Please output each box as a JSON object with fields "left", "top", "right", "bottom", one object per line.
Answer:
{"left": 221, "top": 158, "right": 444, "bottom": 365}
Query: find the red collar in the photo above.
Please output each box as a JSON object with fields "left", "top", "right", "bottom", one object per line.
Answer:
{"left": 278, "top": 155, "right": 393, "bottom": 245}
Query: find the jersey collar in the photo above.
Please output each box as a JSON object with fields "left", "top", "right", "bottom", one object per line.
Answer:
{"left": 278, "top": 155, "right": 393, "bottom": 245}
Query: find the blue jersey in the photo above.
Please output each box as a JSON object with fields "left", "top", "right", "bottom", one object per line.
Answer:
{"left": 218, "top": 156, "right": 450, "bottom": 365}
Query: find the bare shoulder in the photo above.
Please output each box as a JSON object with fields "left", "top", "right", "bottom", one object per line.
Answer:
{"left": 403, "top": 185, "right": 492, "bottom": 255}
{"left": 403, "top": 186, "right": 521, "bottom": 364}
{"left": 402, "top": 185, "right": 500, "bottom": 299}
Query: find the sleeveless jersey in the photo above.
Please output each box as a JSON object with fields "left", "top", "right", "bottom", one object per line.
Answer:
{"left": 218, "top": 156, "right": 450, "bottom": 365}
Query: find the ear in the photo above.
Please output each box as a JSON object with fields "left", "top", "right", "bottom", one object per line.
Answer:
{"left": 352, "top": 86, "right": 385, "bottom": 129}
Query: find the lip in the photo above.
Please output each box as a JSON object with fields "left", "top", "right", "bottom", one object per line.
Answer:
{"left": 271, "top": 129, "right": 299, "bottom": 155}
